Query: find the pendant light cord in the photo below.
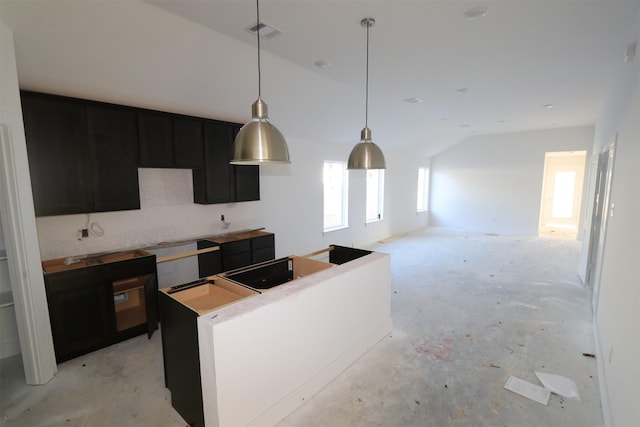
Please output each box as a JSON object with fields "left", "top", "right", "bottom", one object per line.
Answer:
{"left": 256, "top": 0, "right": 262, "bottom": 98}
{"left": 365, "top": 19, "right": 370, "bottom": 130}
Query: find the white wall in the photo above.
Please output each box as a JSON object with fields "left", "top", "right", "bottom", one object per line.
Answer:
{"left": 429, "top": 126, "right": 594, "bottom": 235}
{"left": 582, "top": 7, "right": 639, "bottom": 425}
{"left": 35, "top": 139, "right": 428, "bottom": 280}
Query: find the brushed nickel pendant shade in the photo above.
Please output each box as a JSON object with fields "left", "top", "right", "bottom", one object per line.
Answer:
{"left": 348, "top": 17, "right": 386, "bottom": 170}
{"left": 231, "top": 0, "right": 290, "bottom": 165}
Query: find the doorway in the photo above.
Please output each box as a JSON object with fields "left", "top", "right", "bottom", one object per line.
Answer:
{"left": 538, "top": 151, "right": 587, "bottom": 238}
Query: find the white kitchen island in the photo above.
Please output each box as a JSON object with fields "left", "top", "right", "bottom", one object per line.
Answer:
{"left": 160, "top": 247, "right": 392, "bottom": 426}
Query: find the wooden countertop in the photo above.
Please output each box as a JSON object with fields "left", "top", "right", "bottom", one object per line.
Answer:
{"left": 42, "top": 249, "right": 153, "bottom": 274}
{"left": 198, "top": 229, "right": 272, "bottom": 244}
{"left": 42, "top": 228, "right": 272, "bottom": 270}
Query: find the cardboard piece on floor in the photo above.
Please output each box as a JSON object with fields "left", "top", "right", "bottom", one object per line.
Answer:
{"left": 535, "top": 372, "right": 581, "bottom": 401}
{"left": 504, "top": 375, "right": 550, "bottom": 405}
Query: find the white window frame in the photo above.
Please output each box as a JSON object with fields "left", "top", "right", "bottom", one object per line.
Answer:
{"left": 366, "top": 169, "right": 384, "bottom": 223}
{"left": 323, "top": 160, "right": 349, "bottom": 232}
{"left": 417, "top": 167, "right": 430, "bottom": 212}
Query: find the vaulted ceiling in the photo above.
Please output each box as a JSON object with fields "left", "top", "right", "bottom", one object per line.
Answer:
{"left": 2, "top": 1, "right": 638, "bottom": 157}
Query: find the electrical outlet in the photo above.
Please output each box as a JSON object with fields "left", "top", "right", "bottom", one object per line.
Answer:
{"left": 81, "top": 228, "right": 88, "bottom": 238}
{"left": 221, "top": 214, "right": 225, "bottom": 221}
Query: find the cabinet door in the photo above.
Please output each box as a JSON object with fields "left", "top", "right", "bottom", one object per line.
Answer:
{"left": 87, "top": 105, "right": 140, "bottom": 212}
{"left": 197, "top": 240, "right": 222, "bottom": 277}
{"left": 158, "top": 292, "right": 205, "bottom": 426}
{"left": 138, "top": 112, "right": 173, "bottom": 167}
{"left": 21, "top": 92, "right": 93, "bottom": 216}
{"left": 145, "top": 273, "right": 159, "bottom": 338}
{"left": 173, "top": 118, "right": 204, "bottom": 168}
{"left": 193, "top": 122, "right": 234, "bottom": 204}
{"left": 45, "top": 268, "right": 115, "bottom": 363}
{"left": 233, "top": 165, "right": 260, "bottom": 201}
{"left": 230, "top": 125, "right": 260, "bottom": 202}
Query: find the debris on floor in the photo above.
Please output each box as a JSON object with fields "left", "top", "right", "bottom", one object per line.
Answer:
{"left": 504, "top": 375, "right": 550, "bottom": 405}
{"left": 535, "top": 372, "right": 581, "bottom": 401}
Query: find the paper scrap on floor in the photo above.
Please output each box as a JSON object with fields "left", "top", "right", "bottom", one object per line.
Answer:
{"left": 504, "top": 375, "right": 550, "bottom": 405}
{"left": 535, "top": 372, "right": 581, "bottom": 401}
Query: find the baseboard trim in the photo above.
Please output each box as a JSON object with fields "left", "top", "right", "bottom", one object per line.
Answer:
{"left": 593, "top": 320, "right": 613, "bottom": 427}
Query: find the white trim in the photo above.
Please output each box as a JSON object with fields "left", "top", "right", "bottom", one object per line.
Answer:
{"left": 593, "top": 320, "right": 613, "bottom": 427}
{"left": 0, "top": 124, "right": 56, "bottom": 383}
{"left": 588, "top": 136, "right": 617, "bottom": 315}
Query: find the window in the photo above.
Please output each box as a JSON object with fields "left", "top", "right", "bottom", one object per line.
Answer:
{"left": 417, "top": 167, "right": 430, "bottom": 212}
{"left": 323, "top": 161, "right": 348, "bottom": 231}
{"left": 366, "top": 169, "right": 384, "bottom": 223}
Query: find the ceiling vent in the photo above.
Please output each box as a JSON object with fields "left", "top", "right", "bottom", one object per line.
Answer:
{"left": 246, "top": 21, "right": 283, "bottom": 39}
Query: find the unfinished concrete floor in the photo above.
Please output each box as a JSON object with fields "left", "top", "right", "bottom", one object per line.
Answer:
{"left": 0, "top": 228, "right": 602, "bottom": 426}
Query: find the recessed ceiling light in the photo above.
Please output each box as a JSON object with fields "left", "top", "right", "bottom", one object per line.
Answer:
{"left": 464, "top": 7, "right": 489, "bottom": 21}
{"left": 460, "top": 124, "right": 471, "bottom": 128}
{"left": 315, "top": 59, "right": 331, "bottom": 69}
{"left": 403, "top": 97, "right": 422, "bottom": 104}
{"left": 457, "top": 88, "right": 469, "bottom": 93}
{"left": 544, "top": 104, "right": 554, "bottom": 109}
{"left": 246, "top": 21, "right": 283, "bottom": 39}
{"left": 497, "top": 120, "right": 505, "bottom": 123}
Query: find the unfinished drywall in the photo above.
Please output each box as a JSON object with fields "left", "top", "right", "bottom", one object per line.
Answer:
{"left": 429, "top": 126, "right": 594, "bottom": 235}
{"left": 583, "top": 7, "right": 639, "bottom": 425}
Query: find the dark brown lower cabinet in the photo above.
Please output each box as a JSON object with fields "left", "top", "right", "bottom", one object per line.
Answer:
{"left": 43, "top": 251, "right": 159, "bottom": 363}
{"left": 159, "top": 291, "right": 204, "bottom": 427}
{"left": 197, "top": 231, "right": 275, "bottom": 278}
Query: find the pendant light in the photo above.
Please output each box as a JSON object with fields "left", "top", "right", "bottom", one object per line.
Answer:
{"left": 347, "top": 17, "right": 386, "bottom": 170}
{"left": 231, "top": 0, "right": 290, "bottom": 164}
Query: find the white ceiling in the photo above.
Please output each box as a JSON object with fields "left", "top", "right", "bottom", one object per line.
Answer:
{"left": 2, "top": 1, "right": 638, "bottom": 157}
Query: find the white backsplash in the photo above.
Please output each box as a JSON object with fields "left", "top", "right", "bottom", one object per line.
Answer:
{"left": 138, "top": 168, "right": 193, "bottom": 207}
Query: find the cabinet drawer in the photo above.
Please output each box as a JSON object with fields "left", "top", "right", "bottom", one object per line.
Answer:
{"left": 222, "top": 252, "right": 252, "bottom": 272}
{"left": 251, "top": 234, "right": 274, "bottom": 250}
{"left": 221, "top": 239, "right": 250, "bottom": 256}
{"left": 252, "top": 247, "right": 275, "bottom": 264}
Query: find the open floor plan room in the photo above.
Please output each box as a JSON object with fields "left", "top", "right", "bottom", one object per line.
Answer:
{"left": 1, "top": 228, "right": 602, "bottom": 427}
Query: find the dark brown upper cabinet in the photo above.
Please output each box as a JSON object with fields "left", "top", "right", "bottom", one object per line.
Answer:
{"left": 22, "top": 92, "right": 94, "bottom": 216}
{"left": 138, "top": 112, "right": 204, "bottom": 169}
{"left": 21, "top": 91, "right": 140, "bottom": 217}
{"left": 21, "top": 91, "right": 259, "bottom": 215}
{"left": 193, "top": 123, "right": 259, "bottom": 205}
{"left": 87, "top": 105, "right": 140, "bottom": 213}
{"left": 173, "top": 117, "right": 204, "bottom": 169}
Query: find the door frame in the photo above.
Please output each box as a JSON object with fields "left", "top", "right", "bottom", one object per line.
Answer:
{"left": 585, "top": 136, "right": 617, "bottom": 314}
{"left": 538, "top": 151, "right": 587, "bottom": 238}
{"left": 0, "top": 124, "right": 57, "bottom": 384}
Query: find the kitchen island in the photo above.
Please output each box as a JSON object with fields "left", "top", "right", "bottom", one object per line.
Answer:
{"left": 159, "top": 246, "right": 392, "bottom": 426}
